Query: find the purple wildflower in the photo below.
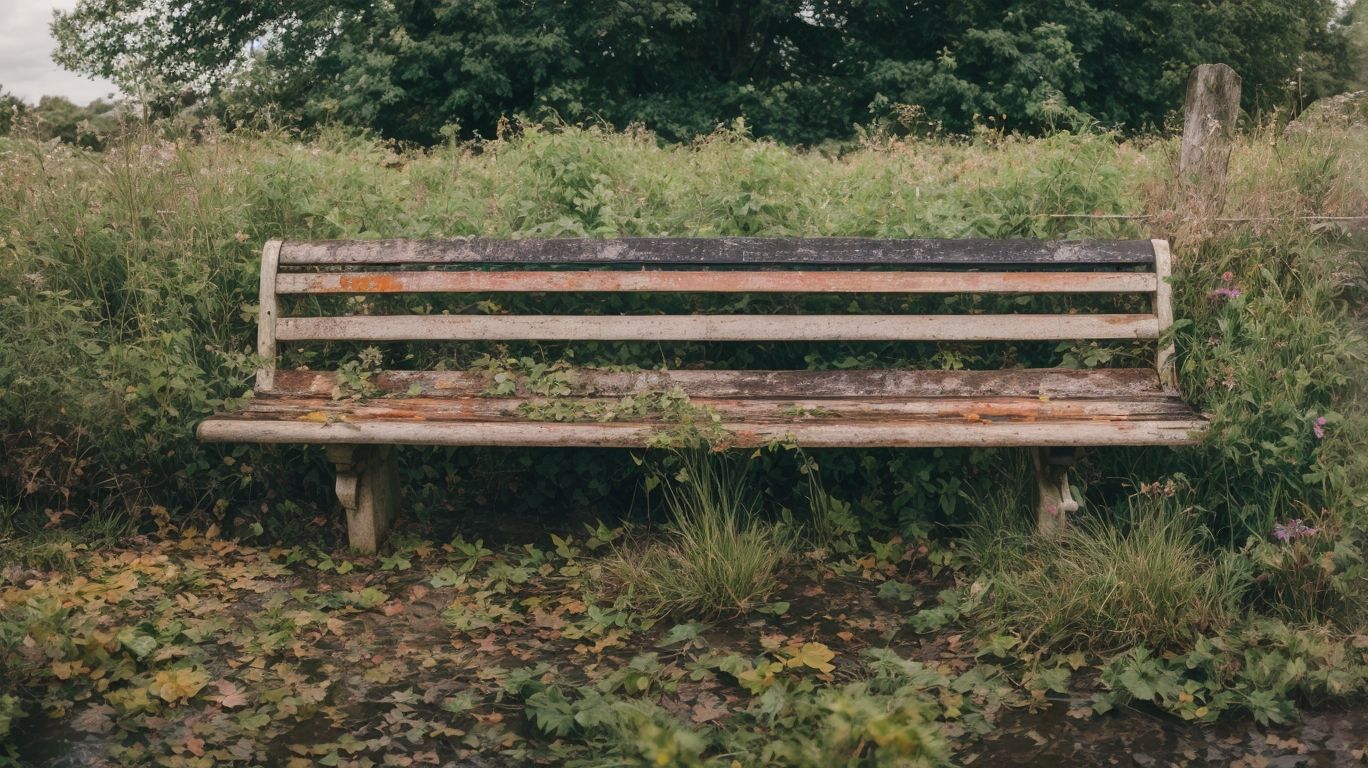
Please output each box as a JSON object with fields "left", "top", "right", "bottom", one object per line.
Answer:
{"left": 1272, "top": 519, "right": 1319, "bottom": 543}
{"left": 1210, "top": 272, "right": 1242, "bottom": 301}
{"left": 1313, "top": 416, "right": 1327, "bottom": 440}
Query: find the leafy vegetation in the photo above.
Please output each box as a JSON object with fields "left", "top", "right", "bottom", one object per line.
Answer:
{"left": 0, "top": 92, "right": 119, "bottom": 149}
{"left": 47, "top": 0, "right": 1366, "bottom": 143}
{"left": 0, "top": 108, "right": 1365, "bottom": 764}
{"left": 0, "top": 526, "right": 980, "bottom": 766}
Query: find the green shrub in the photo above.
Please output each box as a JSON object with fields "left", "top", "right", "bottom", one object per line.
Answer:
{"left": 978, "top": 503, "right": 1249, "bottom": 652}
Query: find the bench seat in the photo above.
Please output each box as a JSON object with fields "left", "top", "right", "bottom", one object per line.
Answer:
{"left": 198, "top": 368, "right": 1204, "bottom": 448}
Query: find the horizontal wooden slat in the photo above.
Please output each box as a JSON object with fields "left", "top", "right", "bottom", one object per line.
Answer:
{"left": 226, "top": 395, "right": 1200, "bottom": 423}
{"left": 277, "top": 238, "right": 1158, "bottom": 267}
{"left": 198, "top": 417, "right": 1204, "bottom": 448}
{"left": 275, "top": 270, "right": 1158, "bottom": 295}
{"left": 268, "top": 367, "right": 1170, "bottom": 400}
{"left": 274, "top": 314, "right": 1159, "bottom": 342}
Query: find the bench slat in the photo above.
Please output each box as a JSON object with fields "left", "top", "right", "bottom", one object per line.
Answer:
{"left": 227, "top": 394, "right": 1199, "bottom": 422}
{"left": 278, "top": 238, "right": 1157, "bottom": 266}
{"left": 274, "top": 314, "right": 1159, "bottom": 342}
{"left": 269, "top": 367, "right": 1170, "bottom": 399}
{"left": 276, "top": 270, "right": 1158, "bottom": 295}
{"left": 198, "top": 417, "right": 1203, "bottom": 448}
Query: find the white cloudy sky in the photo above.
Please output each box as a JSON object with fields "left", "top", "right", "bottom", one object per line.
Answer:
{"left": 1, "top": 0, "right": 118, "bottom": 103}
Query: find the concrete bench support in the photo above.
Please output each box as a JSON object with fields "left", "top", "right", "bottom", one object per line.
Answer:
{"left": 326, "top": 444, "right": 399, "bottom": 553}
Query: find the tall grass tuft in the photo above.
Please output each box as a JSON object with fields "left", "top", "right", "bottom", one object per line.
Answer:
{"left": 601, "top": 451, "right": 792, "bottom": 617}
{"left": 977, "top": 501, "right": 1248, "bottom": 653}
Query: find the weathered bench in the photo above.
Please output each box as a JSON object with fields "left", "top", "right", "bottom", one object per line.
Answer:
{"left": 198, "top": 238, "right": 1206, "bottom": 552}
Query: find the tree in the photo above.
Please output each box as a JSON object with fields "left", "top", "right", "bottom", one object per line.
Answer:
{"left": 0, "top": 87, "right": 25, "bottom": 136}
{"left": 52, "top": 0, "right": 1357, "bottom": 144}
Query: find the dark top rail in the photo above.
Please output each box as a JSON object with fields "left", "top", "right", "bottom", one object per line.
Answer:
{"left": 277, "top": 238, "right": 1158, "bottom": 267}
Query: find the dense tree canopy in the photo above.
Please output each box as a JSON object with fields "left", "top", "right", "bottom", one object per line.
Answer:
{"left": 52, "top": 0, "right": 1361, "bottom": 144}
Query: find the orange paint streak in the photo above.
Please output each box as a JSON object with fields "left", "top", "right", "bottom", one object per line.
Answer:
{"left": 337, "top": 274, "right": 408, "bottom": 293}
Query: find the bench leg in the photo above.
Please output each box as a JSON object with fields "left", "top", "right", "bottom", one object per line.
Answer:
{"left": 1032, "top": 448, "right": 1080, "bottom": 536}
{"left": 326, "top": 445, "right": 399, "bottom": 554}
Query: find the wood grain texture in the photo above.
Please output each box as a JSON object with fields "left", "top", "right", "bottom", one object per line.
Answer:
{"left": 277, "top": 238, "right": 1158, "bottom": 266}
{"left": 255, "top": 240, "right": 283, "bottom": 391}
{"left": 198, "top": 417, "right": 1205, "bottom": 448}
{"left": 274, "top": 270, "right": 1159, "bottom": 295}
{"left": 274, "top": 313, "right": 1160, "bottom": 342}
{"left": 269, "top": 367, "right": 1170, "bottom": 400}
{"left": 219, "top": 394, "right": 1201, "bottom": 423}
{"left": 1151, "top": 239, "right": 1179, "bottom": 392}
{"left": 1181, "top": 64, "right": 1242, "bottom": 184}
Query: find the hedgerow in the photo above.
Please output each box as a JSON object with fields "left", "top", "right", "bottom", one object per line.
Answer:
{"left": 0, "top": 120, "right": 1363, "bottom": 602}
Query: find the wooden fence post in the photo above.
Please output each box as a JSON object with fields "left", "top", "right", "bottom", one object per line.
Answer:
{"left": 1180, "top": 64, "right": 1242, "bottom": 197}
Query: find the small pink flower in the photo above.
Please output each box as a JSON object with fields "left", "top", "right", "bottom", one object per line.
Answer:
{"left": 1210, "top": 272, "right": 1242, "bottom": 301}
{"left": 1313, "top": 416, "right": 1327, "bottom": 440}
{"left": 1273, "top": 519, "right": 1318, "bottom": 542}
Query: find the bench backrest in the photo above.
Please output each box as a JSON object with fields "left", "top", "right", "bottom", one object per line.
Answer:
{"left": 254, "top": 238, "right": 1175, "bottom": 393}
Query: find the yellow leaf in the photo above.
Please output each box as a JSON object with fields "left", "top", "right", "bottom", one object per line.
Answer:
{"left": 51, "top": 660, "right": 87, "bottom": 680}
{"left": 787, "top": 642, "right": 836, "bottom": 674}
{"left": 148, "top": 668, "right": 209, "bottom": 704}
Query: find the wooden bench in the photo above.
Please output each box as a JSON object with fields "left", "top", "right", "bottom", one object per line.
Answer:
{"left": 198, "top": 237, "right": 1206, "bottom": 552}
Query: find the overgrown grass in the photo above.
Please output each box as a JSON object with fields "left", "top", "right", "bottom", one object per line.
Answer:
{"left": 977, "top": 501, "right": 1248, "bottom": 653}
{"left": 601, "top": 452, "right": 792, "bottom": 617}
{"left": 0, "top": 117, "right": 1363, "bottom": 632}
{"left": 0, "top": 504, "right": 134, "bottom": 574}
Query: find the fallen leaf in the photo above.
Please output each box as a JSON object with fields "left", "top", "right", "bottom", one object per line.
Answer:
{"left": 691, "top": 695, "right": 728, "bottom": 723}
{"left": 207, "top": 679, "right": 248, "bottom": 708}
{"left": 786, "top": 642, "right": 836, "bottom": 674}
{"left": 148, "top": 668, "right": 209, "bottom": 704}
{"left": 71, "top": 704, "right": 115, "bottom": 734}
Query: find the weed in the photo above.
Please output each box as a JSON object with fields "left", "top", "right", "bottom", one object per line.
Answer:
{"left": 601, "top": 451, "right": 792, "bottom": 617}
{"left": 977, "top": 501, "right": 1248, "bottom": 653}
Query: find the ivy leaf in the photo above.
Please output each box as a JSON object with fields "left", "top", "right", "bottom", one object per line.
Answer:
{"left": 877, "top": 580, "right": 918, "bottom": 601}
{"left": 1243, "top": 689, "right": 1295, "bottom": 726}
{"left": 659, "top": 621, "right": 711, "bottom": 648}
{"left": 341, "top": 587, "right": 388, "bottom": 609}
{"left": 787, "top": 642, "right": 836, "bottom": 674}
{"left": 755, "top": 601, "right": 789, "bottom": 616}
{"left": 976, "top": 633, "right": 1020, "bottom": 659}
{"left": 117, "top": 627, "right": 158, "bottom": 659}
{"left": 525, "top": 687, "right": 576, "bottom": 737}
{"left": 1031, "top": 665, "right": 1072, "bottom": 694}
{"left": 429, "top": 567, "right": 465, "bottom": 588}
